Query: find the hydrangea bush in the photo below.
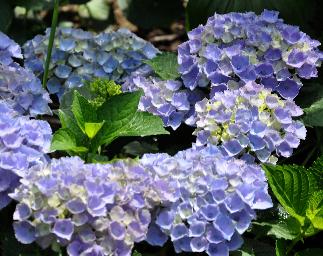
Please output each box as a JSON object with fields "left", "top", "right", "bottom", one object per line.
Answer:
{"left": 23, "top": 27, "right": 159, "bottom": 98}
{"left": 0, "top": 7, "right": 322, "bottom": 256}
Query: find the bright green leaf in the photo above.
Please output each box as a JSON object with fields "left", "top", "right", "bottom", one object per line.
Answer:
{"left": 91, "top": 91, "right": 168, "bottom": 151}
{"left": 303, "top": 98, "right": 323, "bottom": 127}
{"left": 51, "top": 129, "right": 88, "bottom": 153}
{"left": 144, "top": 52, "right": 180, "bottom": 80}
{"left": 71, "top": 90, "right": 97, "bottom": 132}
{"left": 306, "top": 191, "right": 323, "bottom": 230}
{"left": 263, "top": 164, "right": 321, "bottom": 225}
{"left": 84, "top": 122, "right": 105, "bottom": 139}
{"left": 79, "top": 0, "right": 110, "bottom": 20}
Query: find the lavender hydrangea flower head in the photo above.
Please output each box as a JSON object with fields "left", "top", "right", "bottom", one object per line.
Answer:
{"left": 0, "top": 31, "right": 23, "bottom": 66}
{"left": 145, "top": 145, "right": 272, "bottom": 255}
{"left": 10, "top": 156, "right": 177, "bottom": 255}
{"left": 194, "top": 82, "right": 306, "bottom": 163}
{"left": 0, "top": 100, "right": 52, "bottom": 209}
{"left": 131, "top": 76, "right": 205, "bottom": 129}
{"left": 0, "top": 64, "right": 51, "bottom": 116}
{"left": 178, "top": 10, "right": 322, "bottom": 99}
{"left": 23, "top": 27, "right": 159, "bottom": 98}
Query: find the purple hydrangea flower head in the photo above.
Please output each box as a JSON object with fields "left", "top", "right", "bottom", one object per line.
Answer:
{"left": 0, "top": 31, "right": 22, "bottom": 66}
{"left": 194, "top": 82, "right": 306, "bottom": 163}
{"left": 0, "top": 100, "right": 52, "bottom": 209}
{"left": 131, "top": 76, "right": 205, "bottom": 129}
{"left": 0, "top": 64, "right": 51, "bottom": 116}
{"left": 10, "top": 156, "right": 177, "bottom": 255}
{"left": 23, "top": 27, "right": 159, "bottom": 98}
{"left": 178, "top": 10, "right": 322, "bottom": 99}
{"left": 146, "top": 145, "right": 272, "bottom": 255}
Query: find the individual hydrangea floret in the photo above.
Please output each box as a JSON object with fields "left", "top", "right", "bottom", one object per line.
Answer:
{"left": 0, "top": 64, "right": 51, "bottom": 116}
{"left": 145, "top": 145, "right": 272, "bottom": 255}
{"left": 23, "top": 27, "right": 160, "bottom": 98}
{"left": 132, "top": 76, "right": 205, "bottom": 129}
{"left": 0, "top": 31, "right": 22, "bottom": 66}
{"left": 0, "top": 100, "right": 52, "bottom": 209}
{"left": 194, "top": 82, "right": 306, "bottom": 163}
{"left": 10, "top": 156, "right": 177, "bottom": 256}
{"left": 178, "top": 10, "right": 322, "bottom": 99}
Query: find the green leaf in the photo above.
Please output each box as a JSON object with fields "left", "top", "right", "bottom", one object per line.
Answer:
{"left": 263, "top": 164, "right": 318, "bottom": 225}
{"left": 79, "top": 0, "right": 110, "bottom": 20}
{"left": 71, "top": 90, "right": 97, "bottom": 132}
{"left": 91, "top": 91, "right": 168, "bottom": 151}
{"left": 303, "top": 98, "right": 323, "bottom": 127}
{"left": 306, "top": 191, "right": 323, "bottom": 230}
{"left": 144, "top": 52, "right": 180, "bottom": 80}
{"left": 58, "top": 109, "right": 86, "bottom": 144}
{"left": 84, "top": 122, "right": 105, "bottom": 139}
{"left": 51, "top": 129, "right": 88, "bottom": 153}
{"left": 253, "top": 217, "right": 301, "bottom": 240}
{"left": 295, "top": 248, "right": 323, "bottom": 256}
{"left": 233, "top": 238, "right": 275, "bottom": 256}
{"left": 275, "top": 240, "right": 287, "bottom": 256}
{"left": 0, "top": 1, "right": 13, "bottom": 32}
{"left": 87, "top": 153, "right": 109, "bottom": 163}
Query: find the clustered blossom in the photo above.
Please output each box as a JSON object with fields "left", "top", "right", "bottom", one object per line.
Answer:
{"left": 0, "top": 64, "right": 51, "bottom": 116}
{"left": 194, "top": 82, "right": 306, "bottom": 163}
{"left": 0, "top": 100, "right": 52, "bottom": 209}
{"left": 178, "top": 10, "right": 322, "bottom": 99}
{"left": 144, "top": 145, "right": 272, "bottom": 255}
{"left": 0, "top": 31, "right": 23, "bottom": 66}
{"left": 11, "top": 145, "right": 272, "bottom": 256}
{"left": 10, "top": 156, "right": 177, "bottom": 256}
{"left": 23, "top": 27, "right": 159, "bottom": 98}
{"left": 132, "top": 76, "right": 205, "bottom": 129}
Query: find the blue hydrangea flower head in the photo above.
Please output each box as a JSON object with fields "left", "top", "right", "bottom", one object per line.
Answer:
{"left": 0, "top": 64, "right": 51, "bottom": 116}
{"left": 130, "top": 76, "right": 205, "bottom": 129}
{"left": 10, "top": 156, "right": 177, "bottom": 255}
{"left": 0, "top": 31, "right": 22, "bottom": 66}
{"left": 0, "top": 100, "right": 52, "bottom": 209}
{"left": 178, "top": 10, "right": 322, "bottom": 99}
{"left": 145, "top": 145, "right": 272, "bottom": 255}
{"left": 23, "top": 27, "right": 160, "bottom": 98}
{"left": 194, "top": 82, "right": 306, "bottom": 163}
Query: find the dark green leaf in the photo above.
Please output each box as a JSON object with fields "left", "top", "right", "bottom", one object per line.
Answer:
{"left": 87, "top": 153, "right": 109, "bottom": 163}
{"left": 295, "top": 248, "right": 323, "bottom": 256}
{"left": 253, "top": 217, "right": 301, "bottom": 240}
{"left": 144, "top": 52, "right": 180, "bottom": 80}
{"left": 234, "top": 238, "right": 275, "bottom": 256}
{"left": 71, "top": 90, "right": 97, "bottom": 132}
{"left": 303, "top": 98, "right": 323, "bottom": 127}
{"left": 126, "top": 0, "right": 183, "bottom": 29}
{"left": 0, "top": 1, "right": 13, "bottom": 32}
{"left": 51, "top": 128, "right": 88, "bottom": 153}
{"left": 275, "top": 239, "right": 287, "bottom": 256}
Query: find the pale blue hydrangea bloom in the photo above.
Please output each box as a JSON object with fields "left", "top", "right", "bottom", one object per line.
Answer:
{"left": 178, "top": 10, "right": 322, "bottom": 99}
{"left": 0, "top": 31, "right": 23, "bottom": 66}
{"left": 10, "top": 156, "right": 177, "bottom": 256}
{"left": 145, "top": 145, "right": 272, "bottom": 255}
{"left": 0, "top": 64, "right": 51, "bottom": 116}
{"left": 131, "top": 76, "right": 205, "bottom": 129}
{"left": 23, "top": 27, "right": 159, "bottom": 98}
{"left": 0, "top": 100, "right": 52, "bottom": 209}
{"left": 194, "top": 82, "right": 306, "bottom": 163}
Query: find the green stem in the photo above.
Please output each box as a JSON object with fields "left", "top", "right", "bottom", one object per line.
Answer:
{"left": 42, "top": 0, "right": 60, "bottom": 88}
{"left": 286, "top": 236, "right": 301, "bottom": 254}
